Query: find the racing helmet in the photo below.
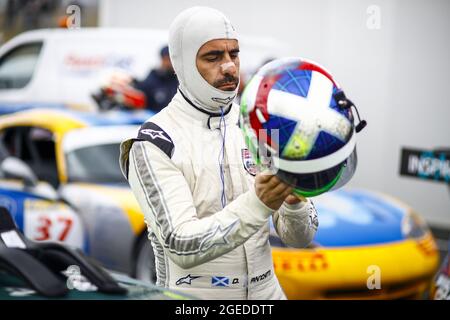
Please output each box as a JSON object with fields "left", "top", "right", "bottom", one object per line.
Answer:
{"left": 240, "top": 57, "right": 366, "bottom": 197}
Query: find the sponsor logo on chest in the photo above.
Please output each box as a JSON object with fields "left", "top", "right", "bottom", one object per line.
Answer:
{"left": 241, "top": 148, "right": 257, "bottom": 176}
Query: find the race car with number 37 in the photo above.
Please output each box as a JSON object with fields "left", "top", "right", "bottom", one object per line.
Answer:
{"left": 0, "top": 108, "right": 154, "bottom": 280}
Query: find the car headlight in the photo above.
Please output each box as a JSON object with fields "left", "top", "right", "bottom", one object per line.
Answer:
{"left": 401, "top": 211, "right": 430, "bottom": 239}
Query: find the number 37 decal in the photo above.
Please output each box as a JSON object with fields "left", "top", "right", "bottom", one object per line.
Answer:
{"left": 24, "top": 199, "right": 85, "bottom": 249}
{"left": 34, "top": 216, "right": 73, "bottom": 241}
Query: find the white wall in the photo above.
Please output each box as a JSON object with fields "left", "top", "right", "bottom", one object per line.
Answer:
{"left": 99, "top": 0, "right": 450, "bottom": 227}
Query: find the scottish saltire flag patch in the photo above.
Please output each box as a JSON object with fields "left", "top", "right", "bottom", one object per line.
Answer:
{"left": 212, "top": 276, "right": 229, "bottom": 287}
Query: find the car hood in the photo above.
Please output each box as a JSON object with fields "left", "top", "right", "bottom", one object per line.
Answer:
{"left": 0, "top": 270, "right": 194, "bottom": 300}
{"left": 310, "top": 189, "right": 408, "bottom": 247}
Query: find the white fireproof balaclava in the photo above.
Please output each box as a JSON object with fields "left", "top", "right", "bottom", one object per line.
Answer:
{"left": 168, "top": 7, "right": 239, "bottom": 113}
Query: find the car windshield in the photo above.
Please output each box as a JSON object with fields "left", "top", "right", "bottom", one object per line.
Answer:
{"left": 66, "top": 143, "right": 125, "bottom": 184}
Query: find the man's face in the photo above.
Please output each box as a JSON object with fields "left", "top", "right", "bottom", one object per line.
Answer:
{"left": 196, "top": 39, "right": 240, "bottom": 91}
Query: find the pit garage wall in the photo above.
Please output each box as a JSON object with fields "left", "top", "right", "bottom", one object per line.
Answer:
{"left": 99, "top": 0, "right": 450, "bottom": 228}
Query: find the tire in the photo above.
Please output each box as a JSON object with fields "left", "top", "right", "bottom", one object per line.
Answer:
{"left": 134, "top": 234, "right": 157, "bottom": 284}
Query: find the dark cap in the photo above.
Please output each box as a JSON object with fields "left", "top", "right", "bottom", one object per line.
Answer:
{"left": 160, "top": 45, "right": 170, "bottom": 57}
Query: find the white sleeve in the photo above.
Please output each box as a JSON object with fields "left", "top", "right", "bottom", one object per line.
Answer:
{"left": 272, "top": 198, "right": 318, "bottom": 248}
{"left": 127, "top": 141, "right": 274, "bottom": 269}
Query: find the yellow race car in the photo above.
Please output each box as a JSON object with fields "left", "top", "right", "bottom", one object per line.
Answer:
{"left": 272, "top": 190, "right": 439, "bottom": 299}
{"left": 0, "top": 108, "right": 439, "bottom": 299}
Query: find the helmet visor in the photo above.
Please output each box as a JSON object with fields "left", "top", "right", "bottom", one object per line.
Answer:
{"left": 276, "top": 148, "right": 357, "bottom": 197}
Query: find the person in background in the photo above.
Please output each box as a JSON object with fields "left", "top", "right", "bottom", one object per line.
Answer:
{"left": 134, "top": 45, "right": 179, "bottom": 113}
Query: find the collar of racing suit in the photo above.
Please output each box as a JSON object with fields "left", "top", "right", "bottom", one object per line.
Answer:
{"left": 175, "top": 89, "right": 237, "bottom": 130}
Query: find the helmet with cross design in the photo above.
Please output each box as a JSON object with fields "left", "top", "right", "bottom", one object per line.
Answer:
{"left": 240, "top": 57, "right": 363, "bottom": 197}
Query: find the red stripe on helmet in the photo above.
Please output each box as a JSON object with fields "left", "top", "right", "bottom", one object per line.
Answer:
{"left": 249, "top": 74, "right": 280, "bottom": 147}
{"left": 299, "top": 61, "right": 338, "bottom": 87}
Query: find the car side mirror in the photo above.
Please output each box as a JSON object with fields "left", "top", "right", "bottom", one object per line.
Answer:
{"left": 1, "top": 157, "right": 38, "bottom": 188}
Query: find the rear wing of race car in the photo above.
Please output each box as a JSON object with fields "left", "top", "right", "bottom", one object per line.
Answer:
{"left": 0, "top": 207, "right": 127, "bottom": 297}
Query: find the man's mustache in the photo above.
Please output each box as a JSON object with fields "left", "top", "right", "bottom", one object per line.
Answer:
{"left": 213, "top": 75, "right": 239, "bottom": 89}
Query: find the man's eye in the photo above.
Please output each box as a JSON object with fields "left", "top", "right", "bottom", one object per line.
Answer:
{"left": 206, "top": 56, "right": 219, "bottom": 62}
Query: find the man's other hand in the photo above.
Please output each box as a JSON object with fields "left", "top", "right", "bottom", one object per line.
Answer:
{"left": 255, "top": 173, "right": 294, "bottom": 210}
{"left": 284, "top": 193, "right": 306, "bottom": 205}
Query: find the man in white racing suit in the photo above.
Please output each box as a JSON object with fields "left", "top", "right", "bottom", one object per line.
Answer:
{"left": 119, "top": 6, "right": 318, "bottom": 300}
